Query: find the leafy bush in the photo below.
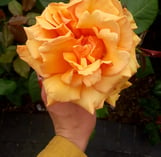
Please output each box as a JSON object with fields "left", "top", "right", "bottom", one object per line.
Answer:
{"left": 0, "top": 0, "right": 43, "bottom": 106}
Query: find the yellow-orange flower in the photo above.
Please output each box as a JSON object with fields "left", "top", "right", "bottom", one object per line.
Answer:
{"left": 17, "top": 0, "right": 140, "bottom": 114}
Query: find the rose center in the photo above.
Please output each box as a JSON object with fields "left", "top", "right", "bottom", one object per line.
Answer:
{"left": 73, "top": 35, "right": 106, "bottom": 64}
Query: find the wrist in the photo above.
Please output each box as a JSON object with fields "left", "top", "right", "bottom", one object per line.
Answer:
{"left": 56, "top": 132, "right": 89, "bottom": 151}
{"left": 67, "top": 137, "right": 88, "bottom": 151}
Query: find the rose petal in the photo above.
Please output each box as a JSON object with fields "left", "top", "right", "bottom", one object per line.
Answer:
{"left": 24, "top": 25, "right": 37, "bottom": 40}
{"left": 40, "top": 52, "right": 70, "bottom": 75}
{"left": 26, "top": 39, "right": 42, "bottom": 59}
{"left": 102, "top": 50, "right": 130, "bottom": 76}
{"left": 106, "top": 81, "right": 131, "bottom": 106}
{"left": 61, "top": 70, "right": 74, "bottom": 84}
{"left": 82, "top": 69, "right": 101, "bottom": 87}
{"left": 95, "top": 28, "right": 118, "bottom": 56}
{"left": 64, "top": 53, "right": 104, "bottom": 75}
{"left": 96, "top": 28, "right": 131, "bottom": 76}
{"left": 74, "top": 86, "right": 106, "bottom": 114}
{"left": 36, "top": 16, "right": 54, "bottom": 29}
{"left": 61, "top": 70, "right": 83, "bottom": 87}
{"left": 71, "top": 74, "right": 83, "bottom": 87}
{"left": 106, "top": 93, "right": 120, "bottom": 107}
{"left": 17, "top": 46, "right": 48, "bottom": 77}
{"left": 117, "top": 16, "right": 133, "bottom": 51}
{"left": 78, "top": 60, "right": 101, "bottom": 75}
{"left": 63, "top": 52, "right": 81, "bottom": 69}
{"left": 24, "top": 25, "right": 58, "bottom": 40}
{"left": 38, "top": 33, "right": 75, "bottom": 75}
{"left": 94, "top": 71, "right": 130, "bottom": 93}
{"left": 74, "top": 0, "right": 121, "bottom": 17}
{"left": 123, "top": 8, "right": 138, "bottom": 29}
{"left": 43, "top": 75, "right": 81, "bottom": 105}
{"left": 45, "top": 3, "right": 71, "bottom": 26}
{"left": 77, "top": 10, "right": 119, "bottom": 29}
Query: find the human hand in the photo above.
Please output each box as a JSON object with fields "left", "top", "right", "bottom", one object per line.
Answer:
{"left": 41, "top": 87, "right": 96, "bottom": 151}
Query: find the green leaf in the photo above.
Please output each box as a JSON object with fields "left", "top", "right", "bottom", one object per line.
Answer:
{"left": 145, "top": 123, "right": 161, "bottom": 145}
{"left": 96, "top": 105, "right": 108, "bottom": 118}
{"left": 26, "top": 12, "right": 40, "bottom": 26}
{"left": 0, "top": 36, "right": 4, "bottom": 54}
{"left": 0, "top": 0, "right": 11, "bottom": 6}
{"left": 0, "top": 67, "right": 5, "bottom": 75}
{"left": 13, "top": 57, "right": 30, "bottom": 78}
{"left": 136, "top": 56, "right": 154, "bottom": 78}
{"left": 8, "top": 0, "right": 23, "bottom": 16}
{"left": 2, "top": 24, "right": 14, "bottom": 48}
{"left": 7, "top": 79, "right": 28, "bottom": 106}
{"left": 28, "top": 71, "right": 41, "bottom": 102}
{"left": 139, "top": 97, "right": 160, "bottom": 118}
{"left": 0, "top": 46, "right": 17, "bottom": 63}
{"left": 153, "top": 80, "right": 161, "bottom": 97}
{"left": 0, "top": 32, "right": 3, "bottom": 47}
{"left": 120, "top": 0, "right": 159, "bottom": 34}
{"left": 0, "top": 79, "right": 16, "bottom": 95}
{"left": 7, "top": 95, "right": 22, "bottom": 106}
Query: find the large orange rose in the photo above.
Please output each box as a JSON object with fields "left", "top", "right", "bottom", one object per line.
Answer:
{"left": 17, "top": 0, "right": 140, "bottom": 114}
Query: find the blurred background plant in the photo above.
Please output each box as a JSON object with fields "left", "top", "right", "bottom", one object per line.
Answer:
{"left": 0, "top": 0, "right": 161, "bottom": 144}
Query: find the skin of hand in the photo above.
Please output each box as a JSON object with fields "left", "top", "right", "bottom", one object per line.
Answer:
{"left": 41, "top": 87, "right": 96, "bottom": 151}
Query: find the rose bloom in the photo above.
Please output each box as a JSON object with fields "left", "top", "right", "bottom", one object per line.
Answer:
{"left": 17, "top": 0, "right": 140, "bottom": 114}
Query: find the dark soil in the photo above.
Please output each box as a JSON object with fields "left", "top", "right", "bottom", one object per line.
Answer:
{"left": 107, "top": 74, "right": 156, "bottom": 124}
{"left": 0, "top": 96, "right": 46, "bottom": 113}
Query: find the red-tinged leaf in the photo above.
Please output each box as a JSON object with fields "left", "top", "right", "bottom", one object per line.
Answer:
{"left": 0, "top": 9, "right": 6, "bottom": 19}
{"left": 22, "top": 0, "right": 36, "bottom": 12}
{"left": 8, "top": 25, "right": 27, "bottom": 43}
{"left": 156, "top": 115, "right": 161, "bottom": 125}
{"left": 37, "top": 75, "right": 43, "bottom": 88}
{"left": 9, "top": 16, "right": 27, "bottom": 25}
{"left": 140, "top": 48, "right": 161, "bottom": 58}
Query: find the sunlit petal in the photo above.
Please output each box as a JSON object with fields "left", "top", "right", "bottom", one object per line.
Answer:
{"left": 43, "top": 75, "right": 81, "bottom": 105}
